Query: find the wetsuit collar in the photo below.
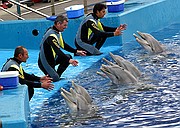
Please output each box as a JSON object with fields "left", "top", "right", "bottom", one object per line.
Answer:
{"left": 52, "top": 25, "right": 60, "bottom": 33}
{"left": 92, "top": 13, "right": 99, "bottom": 20}
{"left": 13, "top": 57, "right": 22, "bottom": 64}
{"left": 87, "top": 13, "right": 99, "bottom": 20}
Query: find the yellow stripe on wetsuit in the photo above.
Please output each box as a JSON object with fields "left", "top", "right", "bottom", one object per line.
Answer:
{"left": 50, "top": 33, "right": 64, "bottom": 58}
{"left": 10, "top": 64, "right": 24, "bottom": 79}
{"left": 88, "top": 19, "right": 104, "bottom": 39}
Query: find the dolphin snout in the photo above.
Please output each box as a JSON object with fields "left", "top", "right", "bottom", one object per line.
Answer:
{"left": 133, "top": 33, "right": 137, "bottom": 37}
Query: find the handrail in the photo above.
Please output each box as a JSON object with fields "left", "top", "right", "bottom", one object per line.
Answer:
{"left": 21, "top": 0, "right": 72, "bottom": 16}
{"left": 0, "top": 7, "right": 25, "bottom": 20}
{"left": 1, "top": 0, "right": 105, "bottom": 21}
{"left": 9, "top": 0, "right": 49, "bottom": 17}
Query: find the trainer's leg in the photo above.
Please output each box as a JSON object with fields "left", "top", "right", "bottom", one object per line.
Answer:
{"left": 38, "top": 58, "right": 49, "bottom": 75}
{"left": 95, "top": 37, "right": 107, "bottom": 50}
{"left": 27, "top": 85, "right": 34, "bottom": 101}
{"left": 56, "top": 54, "right": 72, "bottom": 77}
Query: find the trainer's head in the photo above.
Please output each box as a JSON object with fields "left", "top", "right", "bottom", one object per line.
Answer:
{"left": 14, "top": 46, "right": 29, "bottom": 62}
{"left": 93, "top": 3, "right": 107, "bottom": 18}
{"left": 54, "top": 15, "right": 68, "bottom": 32}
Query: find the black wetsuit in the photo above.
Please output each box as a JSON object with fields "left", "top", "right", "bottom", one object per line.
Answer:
{"left": 75, "top": 13, "right": 116, "bottom": 55}
{"left": 38, "top": 26, "right": 77, "bottom": 82}
{"left": 1, "top": 58, "right": 41, "bottom": 101}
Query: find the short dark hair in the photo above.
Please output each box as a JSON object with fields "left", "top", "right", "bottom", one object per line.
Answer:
{"left": 54, "top": 15, "right": 68, "bottom": 24}
{"left": 93, "top": 3, "right": 107, "bottom": 14}
{"left": 14, "top": 46, "right": 25, "bottom": 57}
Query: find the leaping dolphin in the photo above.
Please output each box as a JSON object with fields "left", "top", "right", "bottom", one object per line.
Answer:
{"left": 99, "top": 64, "right": 138, "bottom": 85}
{"left": 61, "top": 81, "right": 95, "bottom": 113}
{"left": 133, "top": 31, "right": 164, "bottom": 53}
{"left": 109, "top": 52, "right": 141, "bottom": 78}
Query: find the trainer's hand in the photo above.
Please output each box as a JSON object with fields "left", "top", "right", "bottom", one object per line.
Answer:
{"left": 76, "top": 50, "right": 87, "bottom": 56}
{"left": 114, "top": 24, "right": 127, "bottom": 36}
{"left": 114, "top": 28, "right": 123, "bottom": 36}
{"left": 118, "top": 24, "right": 127, "bottom": 31}
{"left": 41, "top": 81, "right": 54, "bottom": 91}
{"left": 40, "top": 75, "right": 53, "bottom": 83}
{"left": 69, "top": 59, "right": 78, "bottom": 66}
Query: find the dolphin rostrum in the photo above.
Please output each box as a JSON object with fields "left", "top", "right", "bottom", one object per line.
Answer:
{"left": 109, "top": 52, "right": 141, "bottom": 78}
{"left": 99, "top": 64, "right": 138, "bottom": 85}
{"left": 133, "top": 31, "right": 164, "bottom": 53}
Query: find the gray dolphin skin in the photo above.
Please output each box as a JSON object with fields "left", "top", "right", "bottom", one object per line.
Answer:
{"left": 109, "top": 52, "right": 141, "bottom": 78}
{"left": 100, "top": 64, "right": 138, "bottom": 85}
{"left": 133, "top": 31, "right": 164, "bottom": 53}
{"left": 97, "top": 52, "right": 141, "bottom": 85}
{"left": 72, "top": 81, "right": 92, "bottom": 104}
{"left": 61, "top": 81, "right": 94, "bottom": 113}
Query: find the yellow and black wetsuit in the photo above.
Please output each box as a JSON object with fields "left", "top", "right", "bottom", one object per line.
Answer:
{"left": 38, "top": 26, "right": 77, "bottom": 82}
{"left": 75, "top": 13, "right": 116, "bottom": 55}
{"left": 1, "top": 57, "right": 41, "bottom": 100}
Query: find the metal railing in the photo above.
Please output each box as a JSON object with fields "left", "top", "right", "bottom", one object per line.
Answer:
{"left": 0, "top": 0, "right": 105, "bottom": 21}
{"left": 0, "top": 6, "right": 25, "bottom": 20}
{"left": 21, "top": 0, "right": 72, "bottom": 16}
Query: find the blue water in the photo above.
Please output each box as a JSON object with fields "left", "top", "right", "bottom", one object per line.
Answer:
{"left": 29, "top": 22, "right": 180, "bottom": 127}
{"left": 0, "top": 22, "right": 179, "bottom": 128}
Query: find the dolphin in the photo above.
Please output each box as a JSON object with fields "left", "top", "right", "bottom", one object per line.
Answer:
{"left": 69, "top": 88, "right": 90, "bottom": 112}
{"left": 100, "top": 64, "right": 138, "bottom": 85}
{"left": 133, "top": 31, "right": 163, "bottom": 53}
{"left": 109, "top": 52, "right": 141, "bottom": 78}
{"left": 61, "top": 81, "right": 94, "bottom": 113}
{"left": 61, "top": 88, "right": 77, "bottom": 112}
{"left": 72, "top": 81, "right": 92, "bottom": 104}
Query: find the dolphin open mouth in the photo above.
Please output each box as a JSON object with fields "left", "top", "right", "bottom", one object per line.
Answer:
{"left": 137, "top": 31, "right": 145, "bottom": 39}
{"left": 100, "top": 64, "right": 112, "bottom": 75}
{"left": 134, "top": 31, "right": 146, "bottom": 40}
{"left": 133, "top": 31, "right": 151, "bottom": 47}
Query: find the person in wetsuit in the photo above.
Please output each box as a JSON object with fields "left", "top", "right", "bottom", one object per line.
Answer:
{"left": 75, "top": 3, "right": 127, "bottom": 55}
{"left": 38, "top": 15, "right": 86, "bottom": 82}
{"left": 1, "top": 46, "right": 54, "bottom": 101}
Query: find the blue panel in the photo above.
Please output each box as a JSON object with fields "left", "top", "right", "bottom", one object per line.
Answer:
{"left": 0, "top": 85, "right": 30, "bottom": 128}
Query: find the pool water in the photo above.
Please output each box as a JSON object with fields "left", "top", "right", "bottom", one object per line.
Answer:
{"left": 0, "top": 22, "right": 179, "bottom": 128}
{"left": 28, "top": 22, "right": 180, "bottom": 128}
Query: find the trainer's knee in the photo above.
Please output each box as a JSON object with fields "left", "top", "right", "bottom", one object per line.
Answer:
{"left": 66, "top": 54, "right": 72, "bottom": 59}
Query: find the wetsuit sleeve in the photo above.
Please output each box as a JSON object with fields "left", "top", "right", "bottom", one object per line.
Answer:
{"left": 7, "top": 67, "right": 42, "bottom": 88}
{"left": 101, "top": 23, "right": 117, "bottom": 32}
{"left": 63, "top": 39, "right": 77, "bottom": 53}
{"left": 87, "top": 20, "right": 114, "bottom": 38}
{"left": 47, "top": 36, "right": 70, "bottom": 63}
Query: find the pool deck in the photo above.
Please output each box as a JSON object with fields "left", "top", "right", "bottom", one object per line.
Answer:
{"left": 0, "top": 0, "right": 180, "bottom": 128}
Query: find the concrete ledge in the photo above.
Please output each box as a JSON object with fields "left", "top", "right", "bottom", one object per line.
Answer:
{"left": 0, "top": 85, "right": 30, "bottom": 128}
